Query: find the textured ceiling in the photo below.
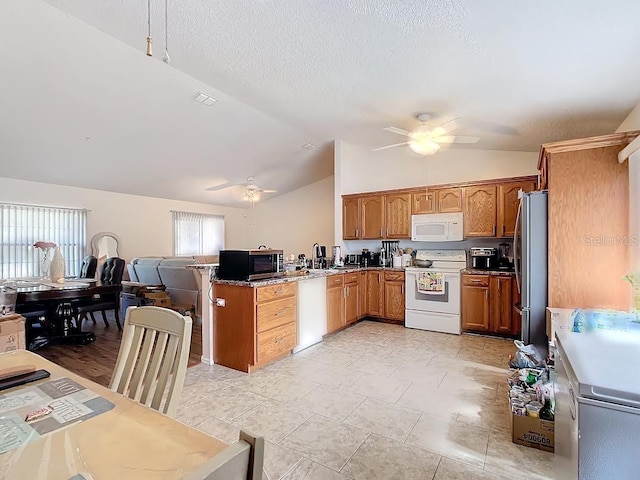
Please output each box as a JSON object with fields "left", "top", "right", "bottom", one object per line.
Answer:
{"left": 2, "top": 0, "right": 640, "bottom": 206}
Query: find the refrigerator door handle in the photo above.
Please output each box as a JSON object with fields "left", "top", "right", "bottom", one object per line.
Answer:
{"left": 513, "top": 196, "right": 522, "bottom": 294}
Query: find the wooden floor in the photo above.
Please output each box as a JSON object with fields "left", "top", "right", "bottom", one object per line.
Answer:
{"left": 38, "top": 311, "right": 201, "bottom": 387}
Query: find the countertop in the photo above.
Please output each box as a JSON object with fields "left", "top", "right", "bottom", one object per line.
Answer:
{"left": 461, "top": 268, "right": 516, "bottom": 276}
{"left": 213, "top": 266, "right": 406, "bottom": 287}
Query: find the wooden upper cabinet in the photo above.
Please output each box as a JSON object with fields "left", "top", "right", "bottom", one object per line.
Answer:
{"left": 342, "top": 197, "right": 360, "bottom": 240}
{"left": 385, "top": 193, "right": 411, "bottom": 239}
{"left": 360, "top": 195, "right": 385, "bottom": 239}
{"left": 464, "top": 185, "right": 497, "bottom": 237}
{"left": 412, "top": 190, "right": 436, "bottom": 214}
{"left": 498, "top": 181, "right": 536, "bottom": 238}
{"left": 436, "top": 187, "right": 463, "bottom": 213}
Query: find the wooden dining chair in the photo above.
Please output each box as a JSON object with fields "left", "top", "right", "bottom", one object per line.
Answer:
{"left": 76, "top": 257, "right": 125, "bottom": 329}
{"left": 184, "top": 430, "right": 265, "bottom": 480}
{"left": 110, "top": 306, "right": 192, "bottom": 417}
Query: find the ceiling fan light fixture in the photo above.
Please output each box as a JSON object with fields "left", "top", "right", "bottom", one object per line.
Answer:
{"left": 408, "top": 136, "right": 440, "bottom": 155}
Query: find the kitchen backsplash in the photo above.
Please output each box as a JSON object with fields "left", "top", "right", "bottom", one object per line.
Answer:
{"left": 343, "top": 238, "right": 511, "bottom": 259}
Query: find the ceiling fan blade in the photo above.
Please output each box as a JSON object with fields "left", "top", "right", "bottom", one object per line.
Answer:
{"left": 205, "top": 181, "right": 236, "bottom": 192}
{"left": 383, "top": 127, "right": 411, "bottom": 137}
{"left": 373, "top": 142, "right": 409, "bottom": 151}
{"left": 261, "top": 189, "right": 277, "bottom": 193}
{"left": 434, "top": 135, "right": 480, "bottom": 144}
{"left": 430, "top": 117, "right": 462, "bottom": 137}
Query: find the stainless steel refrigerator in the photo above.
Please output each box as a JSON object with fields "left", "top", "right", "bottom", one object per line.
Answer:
{"left": 514, "top": 190, "right": 548, "bottom": 354}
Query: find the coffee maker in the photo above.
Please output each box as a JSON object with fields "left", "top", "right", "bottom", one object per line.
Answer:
{"left": 498, "top": 242, "right": 512, "bottom": 270}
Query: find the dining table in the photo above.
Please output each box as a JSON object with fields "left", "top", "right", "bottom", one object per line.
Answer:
{"left": 13, "top": 279, "right": 122, "bottom": 350}
{"left": 0, "top": 350, "right": 227, "bottom": 479}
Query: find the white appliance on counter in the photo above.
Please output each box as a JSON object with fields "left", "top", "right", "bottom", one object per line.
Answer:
{"left": 555, "top": 330, "right": 640, "bottom": 479}
{"left": 405, "top": 250, "right": 466, "bottom": 334}
{"left": 294, "top": 276, "right": 327, "bottom": 353}
{"left": 411, "top": 212, "right": 464, "bottom": 242}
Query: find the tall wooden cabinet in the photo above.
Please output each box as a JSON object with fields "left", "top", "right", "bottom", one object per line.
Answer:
{"left": 540, "top": 131, "right": 640, "bottom": 310}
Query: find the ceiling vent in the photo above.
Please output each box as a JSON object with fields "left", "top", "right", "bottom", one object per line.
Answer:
{"left": 193, "top": 92, "right": 217, "bottom": 106}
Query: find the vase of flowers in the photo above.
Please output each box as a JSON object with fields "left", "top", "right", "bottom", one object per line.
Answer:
{"left": 34, "top": 241, "right": 56, "bottom": 279}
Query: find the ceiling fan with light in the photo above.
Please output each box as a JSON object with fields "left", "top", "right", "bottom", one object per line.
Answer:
{"left": 374, "top": 114, "right": 480, "bottom": 155}
{"left": 206, "top": 176, "right": 277, "bottom": 203}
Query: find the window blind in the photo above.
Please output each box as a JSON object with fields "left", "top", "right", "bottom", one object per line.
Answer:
{"left": 0, "top": 203, "right": 87, "bottom": 279}
{"left": 172, "top": 211, "right": 224, "bottom": 256}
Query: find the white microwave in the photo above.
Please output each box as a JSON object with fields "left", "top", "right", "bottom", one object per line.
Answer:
{"left": 411, "top": 212, "right": 464, "bottom": 242}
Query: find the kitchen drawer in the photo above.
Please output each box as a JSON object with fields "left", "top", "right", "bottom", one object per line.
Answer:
{"left": 256, "top": 282, "right": 296, "bottom": 303}
{"left": 462, "top": 274, "right": 489, "bottom": 287}
{"left": 344, "top": 272, "right": 359, "bottom": 284}
{"left": 326, "top": 274, "right": 344, "bottom": 289}
{"left": 256, "top": 296, "right": 297, "bottom": 333}
{"left": 257, "top": 322, "right": 296, "bottom": 364}
{"left": 384, "top": 271, "right": 405, "bottom": 282}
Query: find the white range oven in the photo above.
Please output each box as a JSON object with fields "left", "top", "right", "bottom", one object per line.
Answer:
{"left": 405, "top": 250, "right": 466, "bottom": 335}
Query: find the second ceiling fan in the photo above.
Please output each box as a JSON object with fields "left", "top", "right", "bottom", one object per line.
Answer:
{"left": 374, "top": 114, "right": 480, "bottom": 155}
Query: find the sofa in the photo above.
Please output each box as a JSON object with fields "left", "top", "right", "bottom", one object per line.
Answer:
{"left": 126, "top": 256, "right": 217, "bottom": 317}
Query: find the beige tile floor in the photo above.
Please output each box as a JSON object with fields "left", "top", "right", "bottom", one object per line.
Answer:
{"left": 177, "top": 321, "right": 553, "bottom": 480}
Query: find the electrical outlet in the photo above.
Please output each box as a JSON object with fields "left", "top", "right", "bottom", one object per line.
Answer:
{"left": 215, "top": 298, "right": 226, "bottom": 307}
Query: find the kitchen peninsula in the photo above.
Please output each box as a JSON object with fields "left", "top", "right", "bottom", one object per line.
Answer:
{"left": 212, "top": 267, "right": 405, "bottom": 372}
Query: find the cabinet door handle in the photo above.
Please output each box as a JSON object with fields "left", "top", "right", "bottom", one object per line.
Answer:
{"left": 386, "top": 227, "right": 389, "bottom": 237}
{"left": 492, "top": 225, "right": 496, "bottom": 236}
{"left": 380, "top": 227, "right": 383, "bottom": 237}
{"left": 401, "top": 284, "right": 404, "bottom": 294}
{"left": 274, "top": 310, "right": 286, "bottom": 316}
{"left": 469, "top": 279, "right": 484, "bottom": 284}
{"left": 502, "top": 225, "right": 506, "bottom": 236}
{"left": 356, "top": 229, "right": 359, "bottom": 238}
{"left": 275, "top": 336, "right": 285, "bottom": 344}
{"left": 274, "top": 288, "right": 283, "bottom": 294}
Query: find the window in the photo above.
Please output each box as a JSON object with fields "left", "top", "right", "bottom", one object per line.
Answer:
{"left": 172, "top": 211, "right": 224, "bottom": 256}
{"left": 0, "top": 203, "right": 87, "bottom": 279}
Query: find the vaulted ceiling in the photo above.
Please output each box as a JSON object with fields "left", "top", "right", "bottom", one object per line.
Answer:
{"left": 2, "top": 1, "right": 640, "bottom": 206}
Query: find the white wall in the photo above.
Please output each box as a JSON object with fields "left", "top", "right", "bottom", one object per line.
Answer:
{"left": 248, "top": 176, "right": 335, "bottom": 259}
{"left": 334, "top": 140, "right": 539, "bottom": 246}
{"left": 0, "top": 177, "right": 251, "bottom": 262}
{"left": 617, "top": 101, "right": 640, "bottom": 132}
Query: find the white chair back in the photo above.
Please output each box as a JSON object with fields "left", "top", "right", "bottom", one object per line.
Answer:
{"left": 110, "top": 306, "right": 192, "bottom": 417}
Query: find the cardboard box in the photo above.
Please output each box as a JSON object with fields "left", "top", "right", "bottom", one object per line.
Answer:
{"left": 143, "top": 292, "right": 172, "bottom": 308}
{"left": 546, "top": 307, "right": 575, "bottom": 346}
{"left": 511, "top": 411, "right": 555, "bottom": 452}
{"left": 0, "top": 315, "right": 26, "bottom": 352}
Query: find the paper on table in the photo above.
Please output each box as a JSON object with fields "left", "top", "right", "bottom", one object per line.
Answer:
{"left": 417, "top": 271, "right": 445, "bottom": 295}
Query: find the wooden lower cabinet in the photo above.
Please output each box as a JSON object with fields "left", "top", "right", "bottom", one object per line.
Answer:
{"left": 489, "top": 275, "right": 514, "bottom": 334}
{"left": 326, "top": 282, "right": 344, "bottom": 334}
{"left": 358, "top": 271, "right": 367, "bottom": 318}
{"left": 461, "top": 276, "right": 490, "bottom": 332}
{"left": 383, "top": 271, "right": 405, "bottom": 321}
{"left": 214, "top": 282, "right": 297, "bottom": 372}
{"left": 462, "top": 273, "right": 521, "bottom": 335}
{"left": 366, "top": 271, "right": 384, "bottom": 317}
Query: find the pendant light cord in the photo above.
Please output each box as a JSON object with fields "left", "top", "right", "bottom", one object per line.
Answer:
{"left": 147, "top": 0, "right": 151, "bottom": 37}
{"left": 164, "top": 0, "right": 168, "bottom": 53}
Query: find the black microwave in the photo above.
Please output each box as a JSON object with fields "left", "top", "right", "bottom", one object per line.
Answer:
{"left": 217, "top": 249, "right": 284, "bottom": 281}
